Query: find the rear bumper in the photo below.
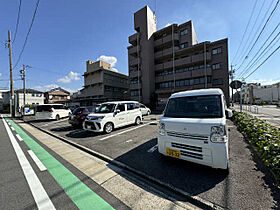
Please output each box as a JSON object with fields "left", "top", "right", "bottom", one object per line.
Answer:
{"left": 157, "top": 135, "right": 228, "bottom": 169}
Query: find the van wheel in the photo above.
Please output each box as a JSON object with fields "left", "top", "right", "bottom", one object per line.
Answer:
{"left": 56, "top": 115, "right": 60, "bottom": 121}
{"left": 104, "top": 122, "right": 113, "bottom": 134}
{"left": 147, "top": 111, "right": 150, "bottom": 115}
{"left": 135, "top": 116, "right": 141, "bottom": 125}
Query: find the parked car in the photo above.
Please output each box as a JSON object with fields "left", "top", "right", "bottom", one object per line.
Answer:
{"left": 140, "top": 104, "right": 151, "bottom": 116}
{"left": 158, "top": 88, "right": 232, "bottom": 170}
{"left": 68, "top": 107, "right": 95, "bottom": 127}
{"left": 84, "top": 101, "right": 142, "bottom": 134}
{"left": 35, "top": 104, "right": 71, "bottom": 121}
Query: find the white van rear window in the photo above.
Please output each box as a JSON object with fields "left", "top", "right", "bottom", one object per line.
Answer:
{"left": 164, "top": 95, "right": 222, "bottom": 118}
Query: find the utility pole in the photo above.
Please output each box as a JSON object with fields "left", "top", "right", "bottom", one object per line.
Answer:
{"left": 229, "top": 64, "right": 235, "bottom": 107}
{"left": 20, "top": 64, "right": 26, "bottom": 106}
{"left": 204, "top": 42, "right": 207, "bottom": 88}
{"left": 8, "top": 30, "right": 15, "bottom": 117}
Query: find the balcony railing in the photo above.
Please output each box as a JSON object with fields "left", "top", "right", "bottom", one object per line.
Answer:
{"left": 154, "top": 33, "right": 179, "bottom": 47}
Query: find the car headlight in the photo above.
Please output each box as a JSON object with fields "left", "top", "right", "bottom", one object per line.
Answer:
{"left": 159, "top": 123, "right": 166, "bottom": 136}
{"left": 210, "top": 126, "right": 226, "bottom": 143}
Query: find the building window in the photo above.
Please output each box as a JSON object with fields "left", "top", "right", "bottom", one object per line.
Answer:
{"left": 180, "top": 42, "right": 188, "bottom": 49}
{"left": 180, "top": 29, "right": 188, "bottom": 36}
{"left": 212, "top": 47, "right": 222, "bottom": 55}
{"left": 131, "top": 90, "right": 141, "bottom": 97}
{"left": 212, "top": 63, "right": 221, "bottom": 70}
{"left": 32, "top": 93, "right": 35, "bottom": 97}
{"left": 213, "top": 78, "right": 223, "bottom": 85}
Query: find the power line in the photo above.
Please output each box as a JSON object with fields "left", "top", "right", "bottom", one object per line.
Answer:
{"left": 238, "top": 21, "right": 280, "bottom": 78}
{"left": 244, "top": 44, "right": 280, "bottom": 79}
{"left": 231, "top": 0, "right": 258, "bottom": 64}
{"left": 236, "top": 0, "right": 280, "bottom": 71}
{"left": 13, "top": 0, "right": 40, "bottom": 69}
{"left": 12, "top": 0, "right": 22, "bottom": 43}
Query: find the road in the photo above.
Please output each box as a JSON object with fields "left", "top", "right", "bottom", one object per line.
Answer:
{"left": 27, "top": 114, "right": 280, "bottom": 209}
{"left": 234, "top": 104, "right": 280, "bottom": 127}
{"left": 0, "top": 114, "right": 202, "bottom": 210}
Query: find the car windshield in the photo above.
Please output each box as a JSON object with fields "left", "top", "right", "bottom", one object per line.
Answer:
{"left": 95, "top": 103, "right": 116, "bottom": 113}
{"left": 72, "top": 108, "right": 84, "bottom": 114}
{"left": 164, "top": 95, "right": 223, "bottom": 118}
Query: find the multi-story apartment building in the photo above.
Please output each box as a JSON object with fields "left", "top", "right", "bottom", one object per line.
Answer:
{"left": 77, "top": 60, "right": 129, "bottom": 106}
{"left": 128, "top": 6, "right": 229, "bottom": 109}
{"left": 44, "top": 87, "right": 70, "bottom": 104}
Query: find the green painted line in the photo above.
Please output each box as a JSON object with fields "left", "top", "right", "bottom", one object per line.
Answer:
{"left": 6, "top": 118, "right": 114, "bottom": 210}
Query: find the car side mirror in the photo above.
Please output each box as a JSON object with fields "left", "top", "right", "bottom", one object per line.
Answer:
{"left": 225, "top": 109, "right": 233, "bottom": 119}
{"left": 116, "top": 109, "right": 120, "bottom": 114}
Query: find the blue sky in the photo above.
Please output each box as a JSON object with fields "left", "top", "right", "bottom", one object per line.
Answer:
{"left": 0, "top": 0, "right": 279, "bottom": 92}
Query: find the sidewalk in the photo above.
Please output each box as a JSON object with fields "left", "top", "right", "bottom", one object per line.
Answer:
{"left": 233, "top": 104, "right": 280, "bottom": 128}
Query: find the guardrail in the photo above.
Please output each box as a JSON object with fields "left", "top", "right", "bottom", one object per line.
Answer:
{"left": 243, "top": 105, "right": 258, "bottom": 114}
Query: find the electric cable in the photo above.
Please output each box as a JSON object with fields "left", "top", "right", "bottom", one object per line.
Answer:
{"left": 12, "top": 0, "right": 22, "bottom": 43}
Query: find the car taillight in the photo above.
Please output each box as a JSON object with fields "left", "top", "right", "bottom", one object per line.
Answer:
{"left": 77, "top": 113, "right": 83, "bottom": 118}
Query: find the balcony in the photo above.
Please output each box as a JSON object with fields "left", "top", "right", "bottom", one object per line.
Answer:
{"left": 129, "top": 58, "right": 141, "bottom": 67}
{"left": 130, "top": 83, "right": 142, "bottom": 90}
{"left": 128, "top": 45, "right": 139, "bottom": 55}
{"left": 191, "top": 52, "right": 211, "bottom": 63}
{"left": 129, "top": 33, "right": 139, "bottom": 46}
{"left": 154, "top": 47, "right": 179, "bottom": 60}
{"left": 129, "top": 70, "right": 141, "bottom": 78}
{"left": 154, "top": 33, "right": 179, "bottom": 47}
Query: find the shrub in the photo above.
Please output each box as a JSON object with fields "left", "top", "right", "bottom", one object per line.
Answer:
{"left": 232, "top": 111, "right": 280, "bottom": 186}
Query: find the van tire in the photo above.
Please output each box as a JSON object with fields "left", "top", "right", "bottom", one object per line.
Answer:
{"left": 56, "top": 115, "right": 60, "bottom": 121}
{"left": 104, "top": 122, "right": 113, "bottom": 134}
{"left": 135, "top": 116, "right": 141, "bottom": 125}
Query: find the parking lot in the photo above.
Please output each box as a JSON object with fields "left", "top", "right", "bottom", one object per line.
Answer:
{"left": 29, "top": 115, "right": 279, "bottom": 209}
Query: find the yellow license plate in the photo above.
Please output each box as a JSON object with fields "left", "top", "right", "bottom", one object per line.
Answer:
{"left": 166, "top": 148, "right": 180, "bottom": 158}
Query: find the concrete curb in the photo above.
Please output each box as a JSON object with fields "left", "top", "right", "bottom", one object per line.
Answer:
{"left": 27, "top": 120, "right": 224, "bottom": 210}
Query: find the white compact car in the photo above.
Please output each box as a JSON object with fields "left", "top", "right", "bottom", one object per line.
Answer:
{"left": 35, "top": 104, "right": 71, "bottom": 120}
{"left": 158, "top": 89, "right": 232, "bottom": 170}
{"left": 84, "top": 101, "right": 142, "bottom": 134}
{"left": 140, "top": 104, "right": 151, "bottom": 116}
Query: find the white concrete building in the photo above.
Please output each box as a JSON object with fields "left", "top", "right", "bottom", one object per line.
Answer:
{"left": 241, "top": 83, "right": 280, "bottom": 105}
{"left": 15, "top": 89, "right": 45, "bottom": 108}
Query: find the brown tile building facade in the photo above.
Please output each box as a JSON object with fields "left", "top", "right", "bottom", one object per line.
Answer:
{"left": 44, "top": 87, "right": 70, "bottom": 104}
{"left": 128, "top": 6, "right": 229, "bottom": 110}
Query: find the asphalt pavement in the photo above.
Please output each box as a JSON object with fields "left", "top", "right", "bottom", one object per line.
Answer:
{"left": 28, "top": 114, "right": 280, "bottom": 209}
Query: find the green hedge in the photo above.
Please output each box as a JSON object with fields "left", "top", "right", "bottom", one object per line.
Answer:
{"left": 232, "top": 111, "right": 280, "bottom": 186}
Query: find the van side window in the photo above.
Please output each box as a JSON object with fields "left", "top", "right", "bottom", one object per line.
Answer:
{"left": 127, "top": 103, "right": 135, "bottom": 110}
{"left": 135, "top": 103, "right": 140, "bottom": 109}
{"left": 117, "top": 104, "right": 125, "bottom": 112}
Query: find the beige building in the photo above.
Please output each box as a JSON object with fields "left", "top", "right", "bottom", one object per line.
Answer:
{"left": 128, "top": 6, "right": 229, "bottom": 110}
{"left": 78, "top": 60, "right": 129, "bottom": 106}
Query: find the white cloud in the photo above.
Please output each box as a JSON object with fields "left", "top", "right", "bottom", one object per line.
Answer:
{"left": 0, "top": 73, "right": 2, "bottom": 77}
{"left": 249, "top": 78, "right": 280, "bottom": 86}
{"left": 33, "top": 84, "right": 76, "bottom": 93}
{"left": 97, "top": 55, "right": 118, "bottom": 72}
{"left": 57, "top": 71, "right": 80, "bottom": 83}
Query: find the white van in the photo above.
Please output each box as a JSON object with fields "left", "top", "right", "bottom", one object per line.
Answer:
{"left": 158, "top": 89, "right": 232, "bottom": 169}
{"left": 35, "top": 104, "right": 71, "bottom": 120}
{"left": 84, "top": 101, "right": 142, "bottom": 134}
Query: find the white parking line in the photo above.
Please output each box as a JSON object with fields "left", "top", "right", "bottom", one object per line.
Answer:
{"left": 28, "top": 150, "right": 47, "bottom": 171}
{"left": 16, "top": 134, "right": 23, "bottom": 141}
{"left": 1, "top": 116, "right": 55, "bottom": 210}
{"left": 126, "top": 139, "right": 133, "bottom": 143}
{"left": 11, "top": 127, "right": 15, "bottom": 131}
{"left": 99, "top": 121, "right": 157, "bottom": 141}
{"left": 41, "top": 118, "right": 68, "bottom": 127}
{"left": 147, "top": 145, "right": 158, "bottom": 153}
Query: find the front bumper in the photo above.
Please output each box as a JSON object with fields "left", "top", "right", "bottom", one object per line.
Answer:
{"left": 83, "top": 120, "right": 103, "bottom": 132}
{"left": 157, "top": 134, "right": 228, "bottom": 169}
